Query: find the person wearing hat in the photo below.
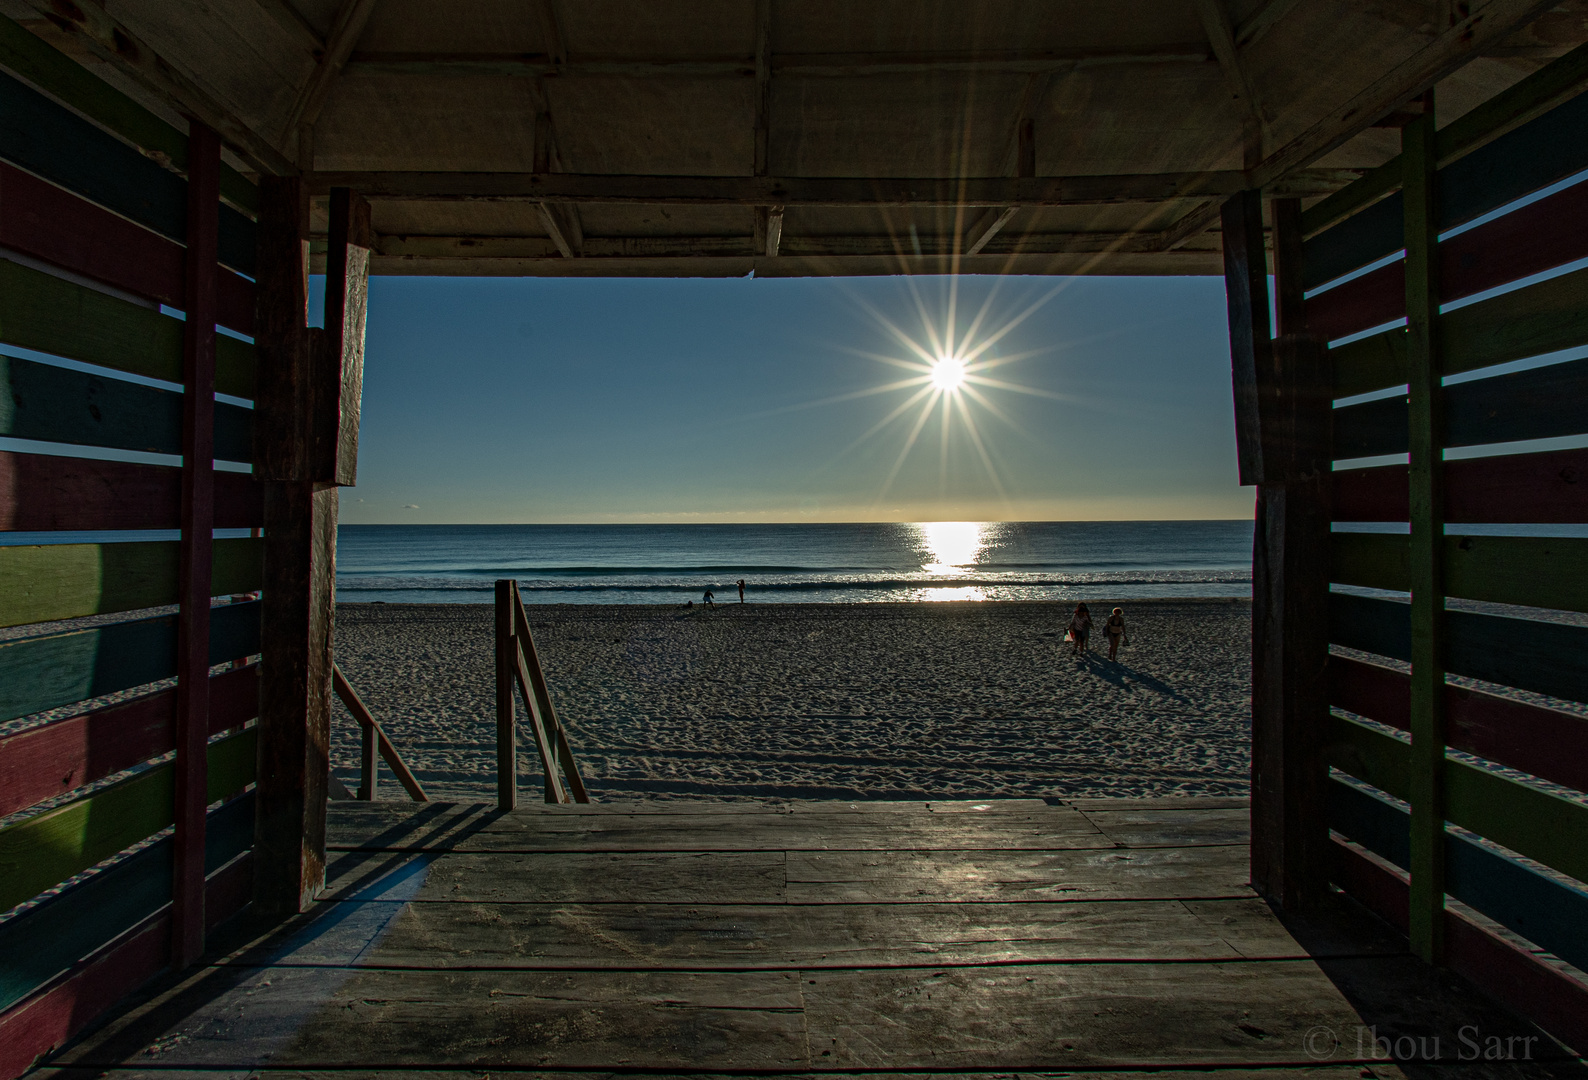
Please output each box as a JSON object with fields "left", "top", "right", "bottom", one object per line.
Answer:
{"left": 1104, "top": 607, "right": 1128, "bottom": 661}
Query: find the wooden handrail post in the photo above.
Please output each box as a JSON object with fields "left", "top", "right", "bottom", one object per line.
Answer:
{"left": 512, "top": 589, "right": 589, "bottom": 803}
{"left": 495, "top": 579, "right": 517, "bottom": 809}
{"left": 331, "top": 664, "right": 428, "bottom": 802}
{"left": 358, "top": 710, "right": 377, "bottom": 800}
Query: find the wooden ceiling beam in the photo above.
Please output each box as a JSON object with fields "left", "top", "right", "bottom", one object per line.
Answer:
{"left": 1247, "top": 0, "right": 1560, "bottom": 192}
{"left": 529, "top": 0, "right": 583, "bottom": 258}
{"left": 251, "top": 0, "right": 324, "bottom": 58}
{"left": 1195, "top": 0, "right": 1266, "bottom": 168}
{"left": 1234, "top": 0, "right": 1306, "bottom": 50}
{"left": 366, "top": 230, "right": 1217, "bottom": 261}
{"left": 280, "top": 0, "right": 381, "bottom": 159}
{"left": 307, "top": 170, "right": 1284, "bottom": 205}
{"left": 15, "top": 0, "right": 296, "bottom": 175}
{"left": 753, "top": 0, "right": 779, "bottom": 255}
{"left": 1157, "top": 0, "right": 1558, "bottom": 250}
{"left": 339, "top": 46, "right": 1213, "bottom": 79}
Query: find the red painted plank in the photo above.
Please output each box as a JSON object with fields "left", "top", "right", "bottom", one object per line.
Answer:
{"left": 0, "top": 664, "right": 257, "bottom": 818}
{"left": 1308, "top": 178, "right": 1588, "bottom": 342}
{"left": 0, "top": 161, "right": 254, "bottom": 335}
{"left": 1328, "top": 654, "right": 1588, "bottom": 794}
{"left": 0, "top": 452, "right": 262, "bottom": 531}
{"left": 0, "top": 852, "right": 253, "bottom": 1080}
{"left": 1332, "top": 447, "right": 1588, "bottom": 523}
{"left": 0, "top": 907, "right": 166, "bottom": 1080}
{"left": 1331, "top": 836, "right": 1411, "bottom": 932}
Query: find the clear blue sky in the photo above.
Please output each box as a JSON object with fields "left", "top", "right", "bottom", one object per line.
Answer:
{"left": 327, "top": 273, "right": 1251, "bottom": 524}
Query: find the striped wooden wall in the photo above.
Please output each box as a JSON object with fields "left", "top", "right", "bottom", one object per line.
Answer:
{"left": 0, "top": 14, "right": 263, "bottom": 1077}
{"left": 1304, "top": 47, "right": 1588, "bottom": 1056}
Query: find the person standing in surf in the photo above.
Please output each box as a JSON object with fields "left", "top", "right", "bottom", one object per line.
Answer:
{"left": 736, "top": 578, "right": 746, "bottom": 603}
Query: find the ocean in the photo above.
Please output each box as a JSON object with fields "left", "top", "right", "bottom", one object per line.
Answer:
{"left": 336, "top": 520, "right": 1253, "bottom": 604}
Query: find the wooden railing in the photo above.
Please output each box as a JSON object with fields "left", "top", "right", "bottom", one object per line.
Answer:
{"left": 332, "top": 664, "right": 428, "bottom": 802}
{"left": 495, "top": 579, "right": 589, "bottom": 807}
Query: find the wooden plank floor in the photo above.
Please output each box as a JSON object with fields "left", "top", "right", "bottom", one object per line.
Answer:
{"left": 29, "top": 798, "right": 1585, "bottom": 1079}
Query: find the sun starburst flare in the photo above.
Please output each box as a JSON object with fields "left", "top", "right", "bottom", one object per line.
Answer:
{"left": 824, "top": 273, "right": 1083, "bottom": 511}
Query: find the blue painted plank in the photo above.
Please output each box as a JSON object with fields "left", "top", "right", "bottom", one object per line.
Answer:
{"left": 1332, "top": 355, "right": 1588, "bottom": 460}
{"left": 1328, "top": 776, "right": 1588, "bottom": 972}
{"left": 1332, "top": 393, "right": 1408, "bottom": 460}
{"left": 0, "top": 600, "right": 260, "bottom": 722}
{"left": 0, "top": 70, "right": 254, "bottom": 275}
{"left": 1445, "top": 607, "right": 1588, "bottom": 706}
{"left": 1330, "top": 593, "right": 1588, "bottom": 705}
{"left": 0, "top": 354, "right": 253, "bottom": 462}
{"left": 1328, "top": 592, "right": 1413, "bottom": 661}
{"left": 1328, "top": 776, "right": 1410, "bottom": 867}
{"left": 0, "top": 792, "right": 252, "bottom": 1012}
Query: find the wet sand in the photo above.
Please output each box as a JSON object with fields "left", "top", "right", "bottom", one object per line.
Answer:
{"left": 329, "top": 600, "right": 1252, "bottom": 803}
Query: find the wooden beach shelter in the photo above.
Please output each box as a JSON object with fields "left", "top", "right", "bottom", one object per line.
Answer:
{"left": 3, "top": 0, "right": 1588, "bottom": 1073}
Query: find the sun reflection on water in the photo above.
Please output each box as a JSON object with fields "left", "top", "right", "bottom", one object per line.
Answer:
{"left": 915, "top": 521, "right": 988, "bottom": 576}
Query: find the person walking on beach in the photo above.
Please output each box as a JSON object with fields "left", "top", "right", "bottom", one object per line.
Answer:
{"left": 1104, "top": 606, "right": 1128, "bottom": 661}
{"left": 703, "top": 589, "right": 715, "bottom": 607}
{"left": 1066, "top": 603, "right": 1092, "bottom": 655}
{"left": 736, "top": 578, "right": 746, "bottom": 603}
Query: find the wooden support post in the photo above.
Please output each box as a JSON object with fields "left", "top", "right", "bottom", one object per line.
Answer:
{"left": 320, "top": 188, "right": 370, "bottom": 486}
{"left": 495, "top": 579, "right": 517, "bottom": 810}
{"left": 253, "top": 176, "right": 336, "bottom": 915}
{"left": 1227, "top": 190, "right": 1330, "bottom": 910}
{"left": 1404, "top": 95, "right": 1448, "bottom": 962}
{"left": 1252, "top": 334, "right": 1332, "bottom": 911}
{"left": 173, "top": 120, "right": 220, "bottom": 968}
{"left": 1220, "top": 190, "right": 1271, "bottom": 487}
{"left": 1271, "top": 198, "right": 1307, "bottom": 337}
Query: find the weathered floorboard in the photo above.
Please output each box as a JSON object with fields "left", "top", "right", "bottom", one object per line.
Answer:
{"left": 325, "top": 804, "right": 1105, "bottom": 852}
{"left": 32, "top": 799, "right": 1571, "bottom": 1078}
{"left": 223, "top": 895, "right": 1400, "bottom": 971}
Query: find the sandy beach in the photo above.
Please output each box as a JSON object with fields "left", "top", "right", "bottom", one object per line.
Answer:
{"left": 330, "top": 599, "right": 1252, "bottom": 803}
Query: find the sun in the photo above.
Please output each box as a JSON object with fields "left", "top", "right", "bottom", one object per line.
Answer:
{"left": 930, "top": 355, "right": 967, "bottom": 391}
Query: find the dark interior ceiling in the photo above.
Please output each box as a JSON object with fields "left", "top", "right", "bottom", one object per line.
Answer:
{"left": 8, "top": 0, "right": 1587, "bottom": 276}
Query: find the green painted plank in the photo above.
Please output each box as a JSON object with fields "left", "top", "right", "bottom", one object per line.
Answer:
{"left": 1444, "top": 761, "right": 1588, "bottom": 897}
{"left": 0, "top": 261, "right": 255, "bottom": 399}
{"left": 1331, "top": 328, "right": 1405, "bottom": 400}
{"left": 0, "top": 727, "right": 255, "bottom": 913}
{"left": 1331, "top": 267, "right": 1588, "bottom": 399}
{"left": 1446, "top": 534, "right": 1588, "bottom": 613}
{"left": 0, "top": 599, "right": 260, "bottom": 722}
{"left": 1326, "top": 714, "right": 1410, "bottom": 801}
{"left": 0, "top": 538, "right": 263, "bottom": 628}
{"left": 1329, "top": 532, "right": 1404, "bottom": 594}
{"left": 0, "top": 14, "right": 257, "bottom": 214}
{"left": 1327, "top": 715, "right": 1588, "bottom": 890}
{"left": 1442, "top": 266, "right": 1588, "bottom": 379}
{"left": 0, "top": 354, "right": 255, "bottom": 461}
{"left": 1330, "top": 533, "right": 1588, "bottom": 614}
{"left": 0, "top": 792, "right": 253, "bottom": 1012}
{"left": 1301, "top": 39, "right": 1588, "bottom": 237}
